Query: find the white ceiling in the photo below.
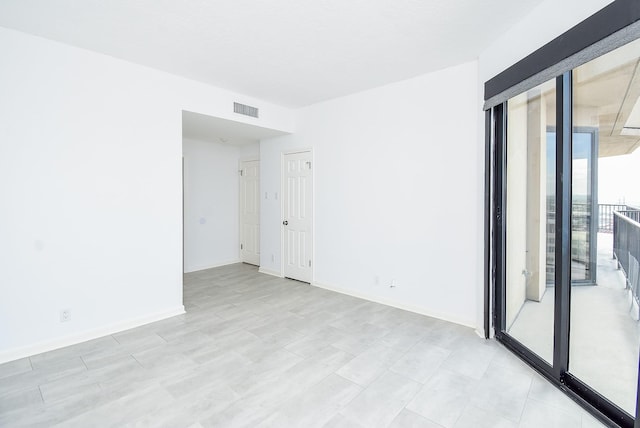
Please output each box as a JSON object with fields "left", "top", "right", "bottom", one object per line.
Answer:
{"left": 0, "top": 0, "right": 544, "bottom": 108}
{"left": 182, "top": 111, "right": 288, "bottom": 145}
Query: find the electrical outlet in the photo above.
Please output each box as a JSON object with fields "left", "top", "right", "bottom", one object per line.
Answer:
{"left": 60, "top": 309, "right": 71, "bottom": 322}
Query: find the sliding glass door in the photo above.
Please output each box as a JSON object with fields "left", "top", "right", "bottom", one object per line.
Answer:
{"left": 491, "top": 36, "right": 640, "bottom": 428}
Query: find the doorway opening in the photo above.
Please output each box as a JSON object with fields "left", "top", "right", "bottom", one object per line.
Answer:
{"left": 180, "top": 110, "right": 287, "bottom": 283}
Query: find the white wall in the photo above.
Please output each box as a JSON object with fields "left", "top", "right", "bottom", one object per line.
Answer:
{"left": 240, "top": 143, "right": 260, "bottom": 159}
{"left": 261, "top": 61, "right": 480, "bottom": 327}
{"left": 183, "top": 139, "right": 259, "bottom": 273}
{"left": 0, "top": 27, "right": 293, "bottom": 362}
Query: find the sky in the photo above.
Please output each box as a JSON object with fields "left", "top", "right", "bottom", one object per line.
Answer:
{"left": 545, "top": 132, "right": 640, "bottom": 206}
{"left": 598, "top": 148, "right": 640, "bottom": 206}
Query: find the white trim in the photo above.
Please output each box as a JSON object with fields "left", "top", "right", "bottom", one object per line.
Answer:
{"left": 312, "top": 280, "right": 475, "bottom": 329}
{"left": 258, "top": 267, "right": 283, "bottom": 277}
{"left": 184, "top": 259, "right": 242, "bottom": 273}
{"left": 0, "top": 306, "right": 185, "bottom": 364}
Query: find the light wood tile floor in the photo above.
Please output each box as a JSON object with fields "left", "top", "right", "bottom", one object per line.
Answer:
{"left": 0, "top": 263, "right": 606, "bottom": 427}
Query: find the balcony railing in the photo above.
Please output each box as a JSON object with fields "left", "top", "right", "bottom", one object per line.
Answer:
{"left": 613, "top": 210, "right": 640, "bottom": 303}
{"left": 598, "top": 204, "right": 629, "bottom": 233}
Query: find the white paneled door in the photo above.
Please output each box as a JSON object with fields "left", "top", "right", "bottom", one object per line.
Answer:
{"left": 283, "top": 151, "right": 312, "bottom": 283}
{"left": 240, "top": 160, "right": 260, "bottom": 266}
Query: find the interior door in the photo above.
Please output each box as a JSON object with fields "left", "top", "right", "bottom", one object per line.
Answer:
{"left": 240, "top": 160, "right": 260, "bottom": 266}
{"left": 283, "top": 151, "right": 312, "bottom": 283}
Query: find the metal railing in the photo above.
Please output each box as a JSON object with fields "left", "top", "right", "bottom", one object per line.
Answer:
{"left": 598, "top": 204, "right": 629, "bottom": 233}
{"left": 613, "top": 210, "right": 640, "bottom": 303}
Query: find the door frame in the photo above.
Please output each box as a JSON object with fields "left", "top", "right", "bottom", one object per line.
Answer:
{"left": 280, "top": 148, "right": 314, "bottom": 282}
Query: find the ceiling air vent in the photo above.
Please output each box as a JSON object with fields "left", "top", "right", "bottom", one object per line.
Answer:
{"left": 234, "top": 102, "right": 259, "bottom": 118}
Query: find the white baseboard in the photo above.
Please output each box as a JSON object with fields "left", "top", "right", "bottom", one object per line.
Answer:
{"left": 258, "top": 267, "right": 283, "bottom": 278}
{"left": 184, "top": 259, "right": 242, "bottom": 273}
{"left": 312, "top": 280, "right": 475, "bottom": 329}
{"left": 0, "top": 306, "right": 185, "bottom": 364}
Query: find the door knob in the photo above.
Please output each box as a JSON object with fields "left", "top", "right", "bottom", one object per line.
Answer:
{"left": 283, "top": 220, "right": 288, "bottom": 225}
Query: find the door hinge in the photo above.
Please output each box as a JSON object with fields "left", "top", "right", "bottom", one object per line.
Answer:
{"left": 240, "top": 244, "right": 243, "bottom": 250}
{"left": 239, "top": 170, "right": 244, "bottom": 176}
{"left": 306, "top": 161, "right": 311, "bottom": 170}
{"left": 308, "top": 260, "right": 311, "bottom": 267}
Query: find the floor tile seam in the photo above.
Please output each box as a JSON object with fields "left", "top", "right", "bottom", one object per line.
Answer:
{"left": 46, "top": 388, "right": 118, "bottom": 426}
{"left": 36, "top": 384, "right": 47, "bottom": 407}
{"left": 437, "top": 367, "right": 483, "bottom": 397}
{"left": 111, "top": 333, "right": 125, "bottom": 346}
{"left": 39, "top": 381, "right": 104, "bottom": 408}
{"left": 395, "top": 334, "right": 435, "bottom": 359}
{"left": 0, "top": 368, "right": 30, "bottom": 383}
{"left": 0, "top": 378, "right": 41, "bottom": 400}
{"left": 128, "top": 353, "right": 150, "bottom": 372}
{"left": 379, "top": 339, "right": 415, "bottom": 371}
{"left": 350, "top": 366, "right": 398, "bottom": 394}
{"left": 519, "top": 370, "right": 537, "bottom": 425}
{"left": 387, "top": 356, "right": 445, "bottom": 386}
{"left": 28, "top": 356, "right": 37, "bottom": 373}
{"left": 334, "top": 376, "right": 370, "bottom": 425}
{"left": 275, "top": 370, "right": 362, "bottom": 420}
{"left": 404, "top": 408, "right": 447, "bottom": 428}
{"left": 524, "top": 395, "right": 585, "bottom": 421}
{"left": 333, "top": 411, "right": 368, "bottom": 428}
{"left": 79, "top": 355, "right": 90, "bottom": 371}
{"left": 492, "top": 377, "right": 533, "bottom": 426}
{"left": 524, "top": 376, "right": 577, "bottom": 414}
{"left": 329, "top": 322, "right": 385, "bottom": 339}
{"left": 335, "top": 370, "right": 373, "bottom": 397}
{"left": 449, "top": 399, "right": 475, "bottom": 428}
{"left": 339, "top": 370, "right": 421, "bottom": 428}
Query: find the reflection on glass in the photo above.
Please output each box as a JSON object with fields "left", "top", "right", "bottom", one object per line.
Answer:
{"left": 505, "top": 79, "right": 556, "bottom": 364}
{"left": 570, "top": 37, "right": 640, "bottom": 415}
{"left": 571, "top": 131, "right": 597, "bottom": 283}
{"left": 545, "top": 130, "right": 597, "bottom": 285}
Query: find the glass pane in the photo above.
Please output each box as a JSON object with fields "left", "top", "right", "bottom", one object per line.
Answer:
{"left": 505, "top": 79, "right": 556, "bottom": 364}
{"left": 570, "top": 37, "right": 640, "bottom": 415}
{"left": 572, "top": 132, "right": 595, "bottom": 283}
